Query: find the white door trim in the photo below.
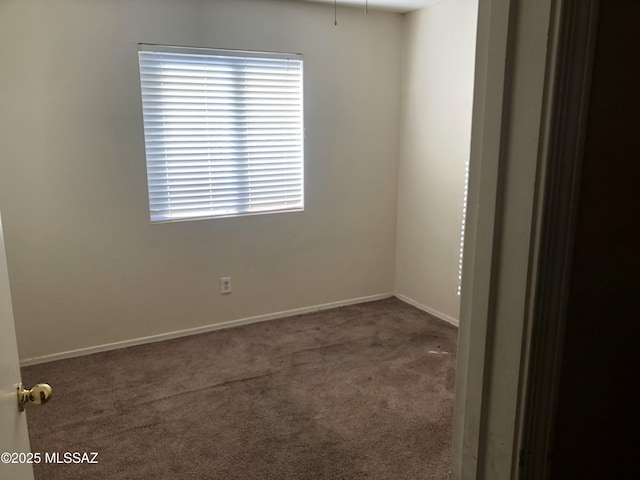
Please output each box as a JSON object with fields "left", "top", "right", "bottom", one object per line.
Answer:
{"left": 450, "top": 0, "right": 583, "bottom": 478}
{"left": 450, "top": 0, "right": 514, "bottom": 476}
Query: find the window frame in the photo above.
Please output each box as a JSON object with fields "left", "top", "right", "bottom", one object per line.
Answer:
{"left": 138, "top": 43, "right": 305, "bottom": 223}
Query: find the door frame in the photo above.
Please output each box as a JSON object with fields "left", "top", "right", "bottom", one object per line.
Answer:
{"left": 517, "top": 1, "right": 599, "bottom": 478}
{"left": 451, "top": 0, "right": 599, "bottom": 478}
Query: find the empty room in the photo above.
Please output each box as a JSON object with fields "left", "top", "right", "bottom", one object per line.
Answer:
{"left": 0, "top": 0, "right": 478, "bottom": 478}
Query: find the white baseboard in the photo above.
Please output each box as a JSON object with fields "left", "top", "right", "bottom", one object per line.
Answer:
{"left": 20, "top": 292, "right": 394, "bottom": 367}
{"left": 394, "top": 293, "right": 459, "bottom": 327}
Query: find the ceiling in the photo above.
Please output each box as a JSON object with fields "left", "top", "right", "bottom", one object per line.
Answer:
{"left": 300, "top": 0, "right": 444, "bottom": 14}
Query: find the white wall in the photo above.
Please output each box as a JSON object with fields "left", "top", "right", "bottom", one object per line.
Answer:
{"left": 0, "top": 0, "right": 403, "bottom": 360}
{"left": 395, "top": 0, "right": 478, "bottom": 322}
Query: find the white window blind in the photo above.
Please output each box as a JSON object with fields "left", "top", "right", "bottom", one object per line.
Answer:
{"left": 138, "top": 45, "right": 304, "bottom": 222}
{"left": 457, "top": 159, "right": 470, "bottom": 296}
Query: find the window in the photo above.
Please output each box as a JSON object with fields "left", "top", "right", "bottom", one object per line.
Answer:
{"left": 457, "top": 159, "right": 470, "bottom": 296}
{"left": 138, "top": 45, "right": 304, "bottom": 222}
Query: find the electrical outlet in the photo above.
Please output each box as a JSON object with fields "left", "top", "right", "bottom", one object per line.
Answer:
{"left": 220, "top": 277, "right": 232, "bottom": 294}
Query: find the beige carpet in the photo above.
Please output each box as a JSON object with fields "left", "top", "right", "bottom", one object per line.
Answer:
{"left": 22, "top": 298, "right": 457, "bottom": 479}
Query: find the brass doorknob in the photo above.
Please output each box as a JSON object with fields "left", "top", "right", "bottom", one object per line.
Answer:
{"left": 17, "top": 383, "right": 52, "bottom": 412}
